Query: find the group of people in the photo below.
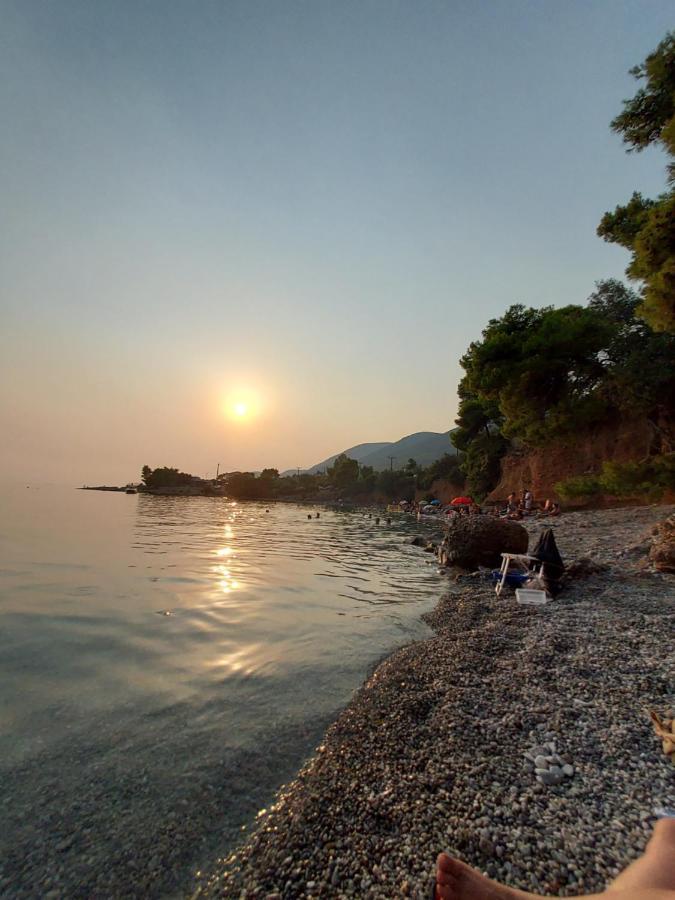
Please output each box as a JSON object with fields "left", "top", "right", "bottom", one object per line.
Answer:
{"left": 410, "top": 499, "right": 481, "bottom": 519}
{"left": 502, "top": 489, "right": 560, "bottom": 520}
{"left": 394, "top": 491, "right": 562, "bottom": 520}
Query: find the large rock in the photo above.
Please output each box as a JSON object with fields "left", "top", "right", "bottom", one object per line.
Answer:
{"left": 438, "top": 516, "right": 528, "bottom": 570}
{"left": 650, "top": 513, "right": 675, "bottom": 573}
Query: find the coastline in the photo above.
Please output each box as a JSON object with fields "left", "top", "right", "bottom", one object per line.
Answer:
{"left": 197, "top": 504, "right": 674, "bottom": 898}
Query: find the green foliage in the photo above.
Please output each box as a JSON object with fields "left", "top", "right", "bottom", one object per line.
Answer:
{"left": 456, "top": 302, "right": 615, "bottom": 446}
{"left": 327, "top": 453, "right": 360, "bottom": 487}
{"left": 452, "top": 279, "right": 675, "bottom": 498}
{"left": 375, "top": 469, "right": 416, "bottom": 500}
{"left": 588, "top": 280, "right": 675, "bottom": 414}
{"left": 610, "top": 32, "right": 675, "bottom": 161}
{"left": 224, "top": 472, "right": 261, "bottom": 499}
{"left": 597, "top": 192, "right": 656, "bottom": 250}
{"left": 600, "top": 32, "right": 675, "bottom": 331}
{"left": 555, "top": 455, "right": 675, "bottom": 501}
{"left": 629, "top": 193, "right": 675, "bottom": 331}
{"left": 220, "top": 454, "right": 464, "bottom": 503}
{"left": 358, "top": 464, "right": 377, "bottom": 492}
{"left": 457, "top": 433, "right": 509, "bottom": 502}
{"left": 416, "top": 452, "right": 464, "bottom": 490}
{"left": 141, "top": 465, "right": 194, "bottom": 488}
{"left": 260, "top": 468, "right": 279, "bottom": 479}
{"left": 553, "top": 474, "right": 603, "bottom": 500}
{"left": 599, "top": 192, "right": 675, "bottom": 330}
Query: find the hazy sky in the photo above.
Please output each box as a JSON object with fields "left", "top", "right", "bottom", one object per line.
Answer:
{"left": 1, "top": 0, "right": 672, "bottom": 484}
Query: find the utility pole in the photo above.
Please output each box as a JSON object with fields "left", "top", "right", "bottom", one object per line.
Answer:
{"left": 216, "top": 463, "right": 220, "bottom": 480}
{"left": 387, "top": 456, "right": 396, "bottom": 471}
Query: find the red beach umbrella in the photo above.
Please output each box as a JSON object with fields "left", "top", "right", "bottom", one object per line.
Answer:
{"left": 451, "top": 496, "right": 473, "bottom": 506}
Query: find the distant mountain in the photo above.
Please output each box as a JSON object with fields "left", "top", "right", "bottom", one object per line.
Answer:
{"left": 301, "top": 431, "right": 456, "bottom": 474}
{"left": 301, "top": 442, "right": 391, "bottom": 475}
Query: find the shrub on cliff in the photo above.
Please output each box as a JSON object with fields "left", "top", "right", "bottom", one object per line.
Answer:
{"left": 555, "top": 455, "right": 675, "bottom": 501}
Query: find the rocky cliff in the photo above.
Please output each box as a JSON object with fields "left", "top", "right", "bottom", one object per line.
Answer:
{"left": 488, "top": 417, "right": 669, "bottom": 504}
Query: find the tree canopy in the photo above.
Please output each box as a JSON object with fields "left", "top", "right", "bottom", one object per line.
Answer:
{"left": 455, "top": 301, "right": 615, "bottom": 446}
{"left": 216, "top": 452, "right": 464, "bottom": 503}
{"left": 599, "top": 32, "right": 675, "bottom": 331}
{"left": 141, "top": 465, "right": 194, "bottom": 488}
{"left": 327, "top": 453, "right": 360, "bottom": 487}
{"left": 610, "top": 32, "right": 675, "bottom": 162}
{"left": 453, "top": 280, "right": 675, "bottom": 497}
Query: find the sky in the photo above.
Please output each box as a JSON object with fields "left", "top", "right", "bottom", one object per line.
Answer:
{"left": 1, "top": 0, "right": 672, "bottom": 484}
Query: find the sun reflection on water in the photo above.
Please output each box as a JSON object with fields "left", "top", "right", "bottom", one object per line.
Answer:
{"left": 214, "top": 562, "right": 241, "bottom": 594}
{"left": 208, "top": 645, "right": 260, "bottom": 676}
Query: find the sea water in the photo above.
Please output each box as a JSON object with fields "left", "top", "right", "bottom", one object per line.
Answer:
{"left": 0, "top": 485, "right": 444, "bottom": 895}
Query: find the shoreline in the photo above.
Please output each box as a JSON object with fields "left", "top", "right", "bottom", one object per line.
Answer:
{"left": 197, "top": 504, "right": 674, "bottom": 898}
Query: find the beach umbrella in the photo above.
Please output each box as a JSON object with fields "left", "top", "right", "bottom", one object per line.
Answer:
{"left": 451, "top": 496, "right": 473, "bottom": 506}
{"left": 430, "top": 499, "right": 441, "bottom": 505}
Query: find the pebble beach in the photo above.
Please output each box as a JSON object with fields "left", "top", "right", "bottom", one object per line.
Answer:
{"left": 198, "top": 505, "right": 675, "bottom": 899}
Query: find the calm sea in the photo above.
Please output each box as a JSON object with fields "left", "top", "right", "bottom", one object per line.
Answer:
{"left": 0, "top": 485, "right": 444, "bottom": 897}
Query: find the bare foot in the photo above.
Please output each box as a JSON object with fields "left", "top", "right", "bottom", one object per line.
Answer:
{"left": 434, "top": 853, "right": 538, "bottom": 900}
{"left": 608, "top": 819, "right": 675, "bottom": 894}
{"left": 434, "top": 819, "right": 675, "bottom": 900}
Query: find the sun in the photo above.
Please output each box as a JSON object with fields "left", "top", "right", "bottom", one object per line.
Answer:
{"left": 222, "top": 385, "right": 263, "bottom": 423}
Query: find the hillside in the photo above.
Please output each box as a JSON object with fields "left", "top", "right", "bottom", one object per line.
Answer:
{"left": 302, "top": 431, "right": 455, "bottom": 474}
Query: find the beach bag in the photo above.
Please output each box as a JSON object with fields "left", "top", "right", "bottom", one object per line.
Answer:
{"left": 530, "top": 528, "right": 564, "bottom": 596}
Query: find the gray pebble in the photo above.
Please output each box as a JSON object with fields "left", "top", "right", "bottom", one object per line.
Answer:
{"left": 538, "top": 770, "right": 562, "bottom": 786}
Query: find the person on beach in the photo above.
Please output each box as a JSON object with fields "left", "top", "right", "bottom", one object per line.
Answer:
{"left": 538, "top": 499, "right": 561, "bottom": 517}
{"left": 503, "top": 492, "right": 518, "bottom": 517}
{"left": 523, "top": 488, "right": 533, "bottom": 513}
{"left": 433, "top": 816, "right": 675, "bottom": 899}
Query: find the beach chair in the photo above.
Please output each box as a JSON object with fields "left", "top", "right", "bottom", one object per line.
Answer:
{"left": 494, "top": 553, "right": 545, "bottom": 597}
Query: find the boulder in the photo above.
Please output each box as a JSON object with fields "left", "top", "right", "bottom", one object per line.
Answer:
{"left": 438, "top": 516, "right": 528, "bottom": 570}
{"left": 649, "top": 513, "right": 675, "bottom": 573}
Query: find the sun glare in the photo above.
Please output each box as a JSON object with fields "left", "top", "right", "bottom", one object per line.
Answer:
{"left": 222, "top": 387, "right": 262, "bottom": 423}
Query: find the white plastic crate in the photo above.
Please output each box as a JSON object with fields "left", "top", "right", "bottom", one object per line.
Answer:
{"left": 515, "top": 589, "right": 550, "bottom": 605}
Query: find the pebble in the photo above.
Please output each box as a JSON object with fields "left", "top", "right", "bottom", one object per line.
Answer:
{"left": 537, "top": 770, "right": 562, "bottom": 786}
